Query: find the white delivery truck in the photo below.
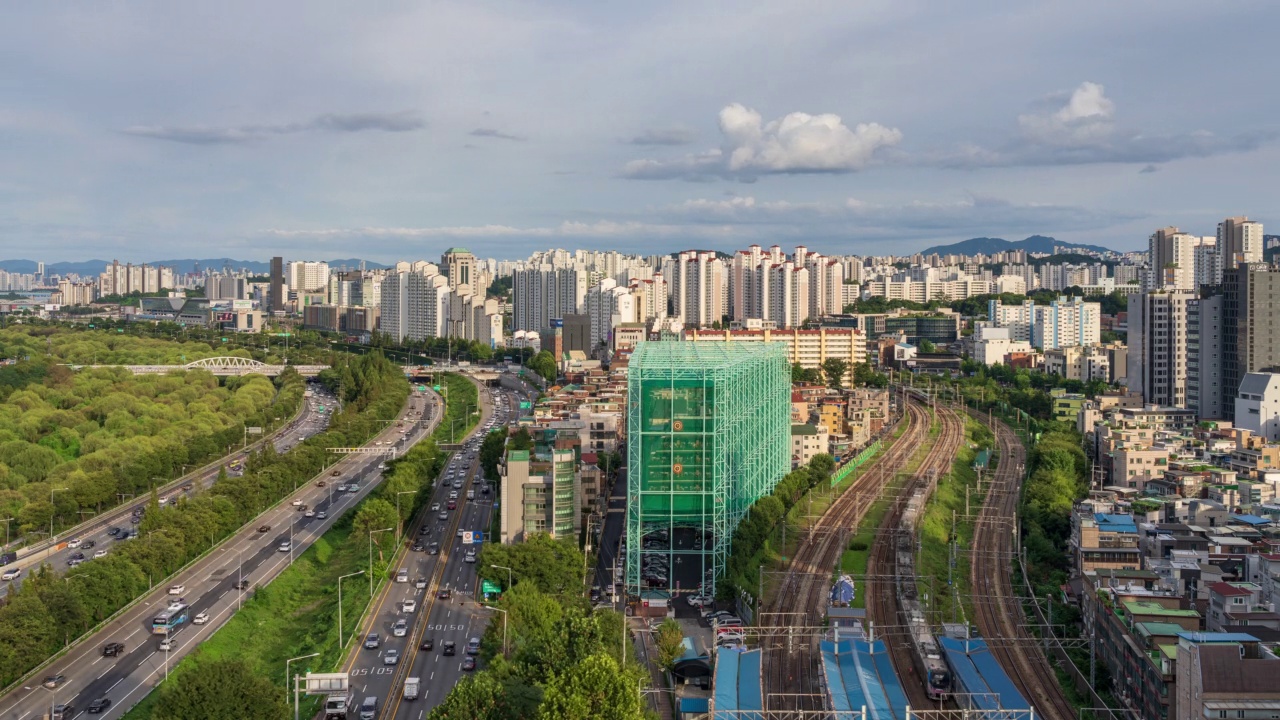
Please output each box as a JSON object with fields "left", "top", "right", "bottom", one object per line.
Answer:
{"left": 403, "top": 677, "right": 420, "bottom": 701}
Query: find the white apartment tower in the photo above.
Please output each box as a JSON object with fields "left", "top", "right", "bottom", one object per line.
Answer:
{"left": 1218, "top": 216, "right": 1264, "bottom": 270}
{"left": 585, "top": 278, "right": 639, "bottom": 350}
{"left": 1147, "top": 227, "right": 1196, "bottom": 290}
{"left": 767, "top": 262, "right": 810, "bottom": 329}
{"left": 512, "top": 265, "right": 586, "bottom": 332}
{"left": 669, "top": 251, "right": 725, "bottom": 327}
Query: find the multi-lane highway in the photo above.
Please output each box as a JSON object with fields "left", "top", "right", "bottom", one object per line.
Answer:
{"left": 0, "top": 385, "right": 338, "bottom": 599}
{"left": 0, "top": 386, "right": 435, "bottom": 720}
{"left": 337, "top": 379, "right": 529, "bottom": 718}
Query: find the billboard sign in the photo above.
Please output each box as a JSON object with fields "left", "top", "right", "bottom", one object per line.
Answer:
{"left": 232, "top": 299, "right": 253, "bottom": 311}
{"left": 303, "top": 672, "right": 349, "bottom": 694}
{"left": 246, "top": 427, "right": 263, "bottom": 435}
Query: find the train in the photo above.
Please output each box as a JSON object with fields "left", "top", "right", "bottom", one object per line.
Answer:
{"left": 895, "top": 485, "right": 951, "bottom": 700}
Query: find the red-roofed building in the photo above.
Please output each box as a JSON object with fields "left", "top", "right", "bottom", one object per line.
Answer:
{"left": 1207, "top": 582, "right": 1265, "bottom": 631}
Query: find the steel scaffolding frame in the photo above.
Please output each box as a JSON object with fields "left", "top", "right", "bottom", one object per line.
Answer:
{"left": 626, "top": 342, "right": 790, "bottom": 597}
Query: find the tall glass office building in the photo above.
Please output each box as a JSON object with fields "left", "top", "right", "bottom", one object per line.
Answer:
{"left": 625, "top": 342, "right": 790, "bottom": 597}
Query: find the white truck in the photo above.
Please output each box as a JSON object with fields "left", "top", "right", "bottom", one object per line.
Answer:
{"left": 323, "top": 694, "right": 350, "bottom": 719}
{"left": 403, "top": 677, "right": 420, "bottom": 701}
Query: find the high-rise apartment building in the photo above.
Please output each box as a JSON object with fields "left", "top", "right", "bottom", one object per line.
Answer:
{"left": 1218, "top": 263, "right": 1280, "bottom": 421}
{"left": 513, "top": 265, "right": 586, "bottom": 333}
{"left": 286, "top": 261, "right": 330, "bottom": 292}
{"left": 1147, "top": 226, "right": 1196, "bottom": 290}
{"left": 1192, "top": 237, "right": 1222, "bottom": 287}
{"left": 1187, "top": 295, "right": 1224, "bottom": 420}
{"left": 585, "top": 278, "right": 638, "bottom": 352}
{"left": 1218, "top": 216, "right": 1264, "bottom": 270}
{"left": 1127, "top": 290, "right": 1192, "bottom": 408}
{"left": 379, "top": 268, "right": 450, "bottom": 342}
{"left": 440, "top": 248, "right": 476, "bottom": 291}
{"left": 498, "top": 448, "right": 581, "bottom": 543}
{"left": 987, "top": 297, "right": 1100, "bottom": 350}
{"left": 669, "top": 250, "right": 725, "bottom": 328}
{"left": 767, "top": 261, "right": 809, "bottom": 329}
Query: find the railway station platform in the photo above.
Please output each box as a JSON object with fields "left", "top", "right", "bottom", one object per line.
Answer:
{"left": 938, "top": 637, "right": 1032, "bottom": 716}
{"left": 711, "top": 648, "right": 763, "bottom": 719}
{"left": 819, "top": 638, "right": 911, "bottom": 720}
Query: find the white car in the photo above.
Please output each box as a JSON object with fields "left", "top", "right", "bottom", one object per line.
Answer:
{"left": 193, "top": 611, "right": 209, "bottom": 625}
{"left": 67, "top": 538, "right": 82, "bottom": 549}
{"left": 159, "top": 638, "right": 173, "bottom": 651}
{"left": 304, "top": 510, "right": 315, "bottom": 518}
{"left": 402, "top": 599, "right": 417, "bottom": 613}
{"left": 395, "top": 569, "right": 409, "bottom": 583}
{"left": 168, "top": 584, "right": 185, "bottom": 595}
{"left": 464, "top": 551, "right": 477, "bottom": 564}
{"left": 278, "top": 541, "right": 292, "bottom": 552}
{"left": 93, "top": 549, "right": 108, "bottom": 559}
{"left": 291, "top": 499, "right": 303, "bottom": 507}
{"left": 317, "top": 511, "right": 327, "bottom": 520}
{"left": 1, "top": 567, "right": 20, "bottom": 581}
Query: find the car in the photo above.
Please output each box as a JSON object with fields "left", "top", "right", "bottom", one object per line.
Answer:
{"left": 168, "top": 597, "right": 186, "bottom": 610}
{"left": 438, "top": 510, "right": 448, "bottom": 520}
{"left": 296, "top": 504, "right": 308, "bottom": 512}
{"left": 43, "top": 674, "right": 66, "bottom": 688}
{"left": 278, "top": 541, "right": 292, "bottom": 552}
{"left": 94, "top": 549, "right": 108, "bottom": 558}
{"left": 86, "top": 698, "right": 111, "bottom": 714}
{"left": 317, "top": 511, "right": 327, "bottom": 519}
{"left": 67, "top": 538, "right": 82, "bottom": 549}
{"left": 466, "top": 637, "right": 481, "bottom": 655}
{"left": 159, "top": 638, "right": 173, "bottom": 651}
{"left": 415, "top": 577, "right": 428, "bottom": 589}
{"left": 464, "top": 551, "right": 476, "bottom": 564}
{"left": 687, "top": 594, "right": 714, "bottom": 608}
{"left": 316, "top": 480, "right": 326, "bottom": 487}
{"left": 395, "top": 569, "right": 408, "bottom": 583}
{"left": 418, "top": 525, "right": 430, "bottom": 536}
{"left": 430, "top": 503, "right": 440, "bottom": 512}
{"left": 420, "top": 638, "right": 434, "bottom": 651}
{"left": 258, "top": 525, "right": 271, "bottom": 533}
{"left": 168, "top": 584, "right": 185, "bottom": 595}
{"left": 438, "top": 587, "right": 451, "bottom": 599}
{"left": 234, "top": 579, "right": 250, "bottom": 590}
{"left": 447, "top": 500, "right": 457, "bottom": 510}
{"left": 346, "top": 484, "right": 360, "bottom": 493}
{"left": 383, "top": 648, "right": 399, "bottom": 665}
{"left": 428, "top": 543, "right": 440, "bottom": 555}
{"left": 442, "top": 640, "right": 457, "bottom": 656}
{"left": 66, "top": 558, "right": 83, "bottom": 567}
{"left": 305, "top": 510, "right": 315, "bottom": 518}
{"left": 291, "top": 499, "right": 303, "bottom": 506}
{"left": 402, "top": 599, "right": 417, "bottom": 613}
{"left": 392, "top": 619, "right": 408, "bottom": 637}
{"left": 337, "top": 484, "right": 349, "bottom": 492}
{"left": 82, "top": 539, "right": 96, "bottom": 549}
{"left": 462, "top": 656, "right": 477, "bottom": 671}
{"left": 193, "top": 611, "right": 209, "bottom": 625}
{"left": 129, "top": 516, "right": 142, "bottom": 525}
{"left": 107, "top": 527, "right": 121, "bottom": 537}
{"left": 50, "top": 703, "right": 75, "bottom": 720}
{"left": 364, "top": 633, "right": 379, "bottom": 649}
{"left": 411, "top": 542, "right": 425, "bottom": 552}
{"left": 102, "top": 642, "right": 125, "bottom": 657}
{"left": 331, "top": 470, "right": 341, "bottom": 476}
{"left": 448, "top": 491, "right": 459, "bottom": 500}
{"left": 482, "top": 485, "right": 490, "bottom": 495}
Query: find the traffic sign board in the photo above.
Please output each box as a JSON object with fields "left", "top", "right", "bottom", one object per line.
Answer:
{"left": 473, "top": 531, "right": 483, "bottom": 543}
{"left": 462, "top": 531, "right": 474, "bottom": 544}
{"left": 481, "top": 579, "right": 502, "bottom": 594}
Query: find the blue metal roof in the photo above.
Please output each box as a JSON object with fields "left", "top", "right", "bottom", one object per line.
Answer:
{"left": 1177, "top": 631, "right": 1261, "bottom": 644}
{"left": 939, "top": 637, "right": 1030, "bottom": 712}
{"left": 1230, "top": 514, "right": 1272, "bottom": 526}
{"left": 1095, "top": 513, "right": 1137, "bottom": 534}
{"left": 712, "top": 648, "right": 763, "bottom": 719}
{"left": 820, "top": 639, "right": 909, "bottom": 720}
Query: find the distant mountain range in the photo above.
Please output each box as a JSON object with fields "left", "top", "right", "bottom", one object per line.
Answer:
{"left": 0, "top": 258, "right": 390, "bottom": 276}
{"left": 919, "top": 235, "right": 1114, "bottom": 257}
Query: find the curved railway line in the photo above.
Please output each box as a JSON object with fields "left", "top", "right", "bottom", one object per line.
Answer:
{"left": 969, "top": 412, "right": 1075, "bottom": 720}
{"left": 864, "top": 394, "right": 965, "bottom": 712}
{"left": 762, "top": 389, "right": 966, "bottom": 714}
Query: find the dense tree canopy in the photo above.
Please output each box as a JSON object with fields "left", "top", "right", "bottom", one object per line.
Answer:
{"left": 154, "top": 658, "right": 288, "bottom": 720}
{"left": 478, "top": 533, "right": 585, "bottom": 597}
{"left": 525, "top": 351, "right": 557, "bottom": 384}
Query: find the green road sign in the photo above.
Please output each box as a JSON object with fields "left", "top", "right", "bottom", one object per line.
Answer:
{"left": 418, "top": 385, "right": 426, "bottom": 392}
{"left": 117, "top": 328, "right": 123, "bottom": 333}
{"left": 519, "top": 401, "right": 532, "bottom": 409}
{"left": 481, "top": 579, "right": 502, "bottom": 594}
{"left": 88, "top": 324, "right": 95, "bottom": 328}
{"left": 432, "top": 385, "right": 441, "bottom": 392}
{"left": 221, "top": 338, "right": 228, "bottom": 342}
{"left": 274, "top": 333, "right": 292, "bottom": 337}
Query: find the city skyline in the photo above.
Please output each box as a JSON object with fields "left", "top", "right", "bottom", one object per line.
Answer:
{"left": 3, "top": 2, "right": 1278, "bottom": 261}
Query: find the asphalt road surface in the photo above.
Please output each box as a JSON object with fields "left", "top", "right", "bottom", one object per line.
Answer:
{"left": 335, "top": 381, "right": 527, "bottom": 719}
{"left": 0, "top": 387, "right": 437, "bottom": 720}
{"left": 0, "top": 386, "right": 339, "bottom": 601}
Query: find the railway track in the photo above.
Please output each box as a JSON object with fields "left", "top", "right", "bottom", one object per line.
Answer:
{"left": 865, "top": 395, "right": 966, "bottom": 712}
{"left": 969, "top": 412, "right": 1075, "bottom": 720}
{"left": 762, "top": 389, "right": 963, "bottom": 714}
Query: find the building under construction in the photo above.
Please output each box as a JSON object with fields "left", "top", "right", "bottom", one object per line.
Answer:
{"left": 625, "top": 341, "right": 790, "bottom": 596}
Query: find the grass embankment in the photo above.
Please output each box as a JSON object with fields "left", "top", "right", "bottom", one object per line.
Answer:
{"left": 121, "top": 519, "right": 377, "bottom": 720}
{"left": 913, "top": 417, "right": 993, "bottom": 624}
{"left": 432, "top": 372, "right": 480, "bottom": 445}
{"left": 837, "top": 415, "right": 941, "bottom": 609}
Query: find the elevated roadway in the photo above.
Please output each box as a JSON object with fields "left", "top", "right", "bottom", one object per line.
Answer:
{"left": 69, "top": 357, "right": 329, "bottom": 377}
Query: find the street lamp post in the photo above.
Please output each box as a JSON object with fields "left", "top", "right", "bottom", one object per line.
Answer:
{"left": 237, "top": 546, "right": 245, "bottom": 610}
{"left": 338, "top": 570, "right": 365, "bottom": 648}
{"left": 287, "top": 652, "right": 320, "bottom": 720}
{"left": 368, "top": 527, "right": 394, "bottom": 595}
{"left": 0, "top": 517, "right": 12, "bottom": 547}
{"left": 488, "top": 606, "right": 509, "bottom": 657}
{"left": 491, "top": 564, "right": 514, "bottom": 591}
{"left": 394, "top": 491, "right": 415, "bottom": 543}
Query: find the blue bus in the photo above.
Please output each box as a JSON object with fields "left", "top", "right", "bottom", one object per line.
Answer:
{"left": 152, "top": 603, "right": 188, "bottom": 634}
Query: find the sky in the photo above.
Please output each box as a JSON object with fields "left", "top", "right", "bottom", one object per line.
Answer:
{"left": 2, "top": 1, "right": 1278, "bottom": 263}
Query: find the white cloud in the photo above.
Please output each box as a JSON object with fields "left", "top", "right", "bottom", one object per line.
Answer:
{"left": 622, "top": 103, "right": 902, "bottom": 181}
{"left": 935, "top": 81, "right": 1274, "bottom": 168}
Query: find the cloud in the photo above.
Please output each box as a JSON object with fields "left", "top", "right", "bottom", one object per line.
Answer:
{"left": 624, "top": 127, "right": 697, "bottom": 146}
{"left": 622, "top": 103, "right": 902, "bottom": 181}
{"left": 1139, "top": 164, "right": 1159, "bottom": 174}
{"left": 121, "top": 111, "right": 425, "bottom": 145}
{"left": 934, "top": 82, "right": 1274, "bottom": 168}
{"left": 470, "top": 127, "right": 526, "bottom": 141}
